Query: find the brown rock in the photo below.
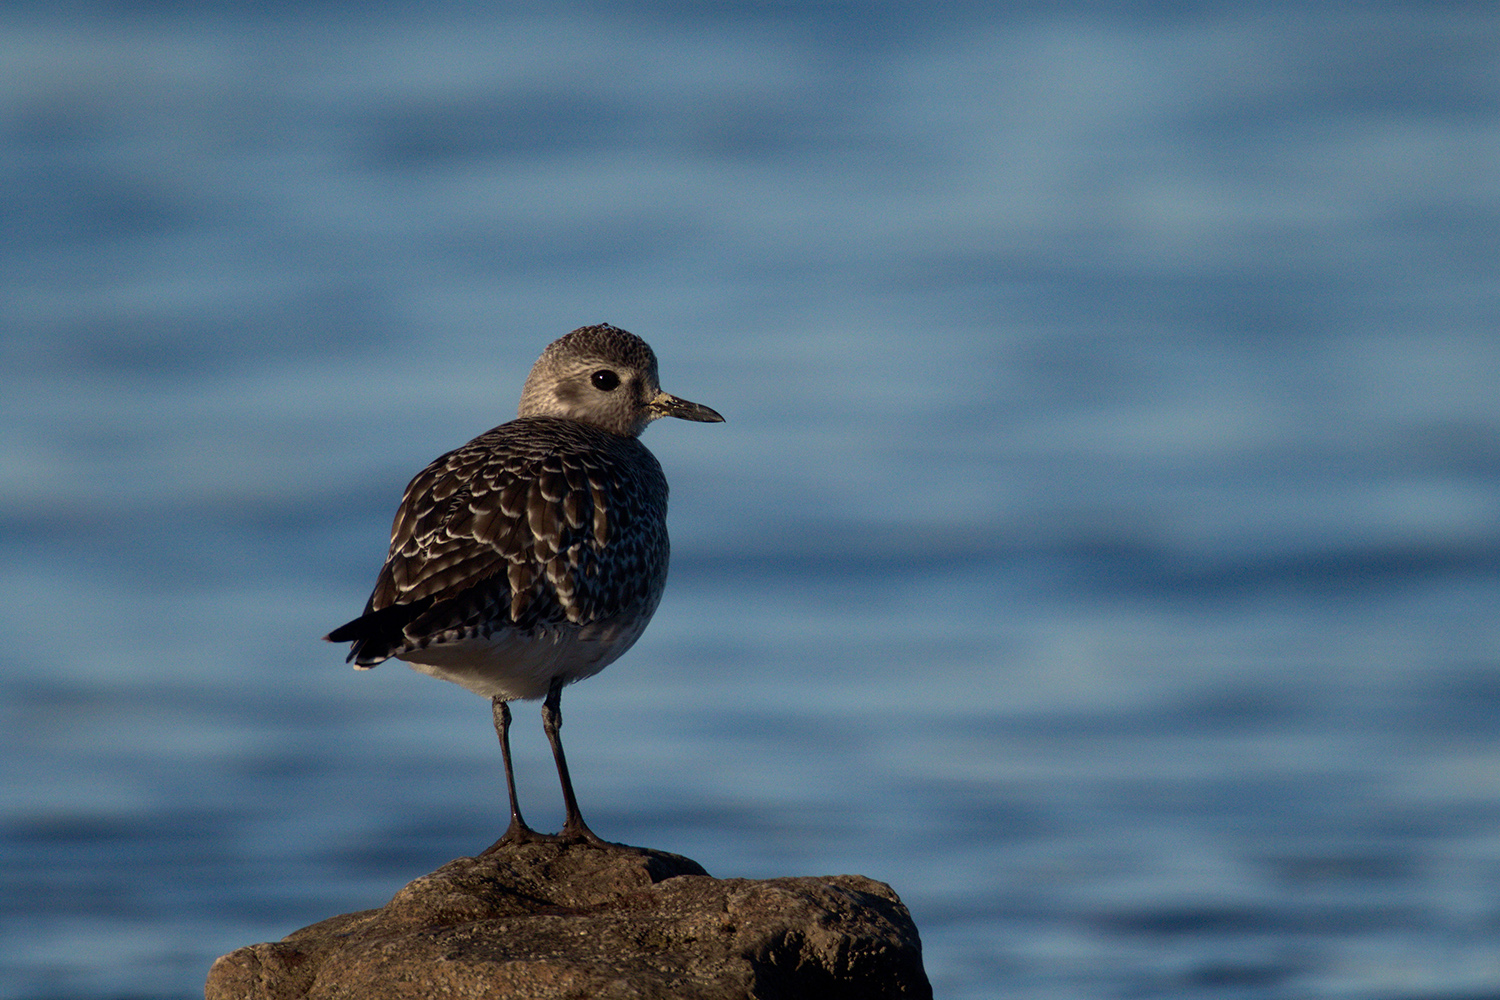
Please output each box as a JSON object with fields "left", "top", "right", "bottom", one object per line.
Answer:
{"left": 206, "top": 839, "right": 931, "bottom": 999}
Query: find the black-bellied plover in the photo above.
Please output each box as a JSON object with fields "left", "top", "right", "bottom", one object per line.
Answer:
{"left": 326, "top": 324, "right": 722, "bottom": 844}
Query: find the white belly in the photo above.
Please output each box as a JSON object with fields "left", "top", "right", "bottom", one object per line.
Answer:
{"left": 395, "top": 613, "right": 651, "bottom": 701}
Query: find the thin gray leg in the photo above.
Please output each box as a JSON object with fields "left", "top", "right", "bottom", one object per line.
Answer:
{"left": 493, "top": 697, "right": 541, "bottom": 844}
{"left": 543, "top": 678, "right": 607, "bottom": 845}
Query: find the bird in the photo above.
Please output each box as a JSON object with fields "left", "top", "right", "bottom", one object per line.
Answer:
{"left": 326, "top": 324, "right": 723, "bottom": 845}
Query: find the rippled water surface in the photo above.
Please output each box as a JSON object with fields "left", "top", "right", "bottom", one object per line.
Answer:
{"left": 3, "top": 5, "right": 1499, "bottom": 998}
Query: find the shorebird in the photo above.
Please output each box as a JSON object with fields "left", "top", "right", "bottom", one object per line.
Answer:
{"left": 326, "top": 324, "right": 722, "bottom": 844}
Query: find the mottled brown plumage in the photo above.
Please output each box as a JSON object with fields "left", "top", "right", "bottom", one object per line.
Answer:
{"left": 333, "top": 419, "right": 669, "bottom": 675}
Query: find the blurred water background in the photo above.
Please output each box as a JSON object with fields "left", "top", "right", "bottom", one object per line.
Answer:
{"left": 4, "top": 4, "right": 1499, "bottom": 998}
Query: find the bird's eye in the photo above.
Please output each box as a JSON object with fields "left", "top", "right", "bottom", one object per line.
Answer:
{"left": 591, "top": 370, "right": 621, "bottom": 391}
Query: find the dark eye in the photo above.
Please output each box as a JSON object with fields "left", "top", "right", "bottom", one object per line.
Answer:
{"left": 591, "top": 369, "right": 620, "bottom": 391}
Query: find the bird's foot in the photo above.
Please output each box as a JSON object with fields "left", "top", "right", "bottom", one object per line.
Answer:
{"left": 558, "top": 816, "right": 612, "bottom": 848}
{"left": 481, "top": 816, "right": 552, "bottom": 853}
{"left": 481, "top": 816, "right": 614, "bottom": 854}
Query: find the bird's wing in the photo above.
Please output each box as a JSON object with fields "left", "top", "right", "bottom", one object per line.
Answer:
{"left": 327, "top": 420, "right": 669, "bottom": 665}
{"left": 375, "top": 421, "right": 667, "bottom": 627}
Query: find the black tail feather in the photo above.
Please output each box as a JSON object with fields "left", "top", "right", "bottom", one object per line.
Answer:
{"left": 324, "top": 598, "right": 435, "bottom": 667}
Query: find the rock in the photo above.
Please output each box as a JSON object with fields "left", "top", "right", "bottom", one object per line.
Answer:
{"left": 206, "top": 839, "right": 932, "bottom": 999}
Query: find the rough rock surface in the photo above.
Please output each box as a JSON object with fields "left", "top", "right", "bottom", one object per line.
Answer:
{"left": 206, "top": 838, "right": 931, "bottom": 999}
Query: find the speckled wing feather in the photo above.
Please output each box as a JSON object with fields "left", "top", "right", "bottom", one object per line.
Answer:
{"left": 328, "top": 416, "right": 670, "bottom": 666}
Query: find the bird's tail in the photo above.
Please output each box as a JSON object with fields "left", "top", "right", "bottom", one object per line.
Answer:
{"left": 324, "top": 599, "right": 432, "bottom": 668}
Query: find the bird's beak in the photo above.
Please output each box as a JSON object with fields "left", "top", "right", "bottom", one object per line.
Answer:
{"left": 648, "top": 392, "right": 725, "bottom": 423}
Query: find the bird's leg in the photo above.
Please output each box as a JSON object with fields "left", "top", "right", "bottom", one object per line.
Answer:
{"left": 493, "top": 697, "right": 542, "bottom": 844}
{"left": 543, "top": 678, "right": 608, "bottom": 845}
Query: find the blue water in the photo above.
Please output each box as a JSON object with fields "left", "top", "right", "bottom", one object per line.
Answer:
{"left": 4, "top": 5, "right": 1499, "bottom": 998}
